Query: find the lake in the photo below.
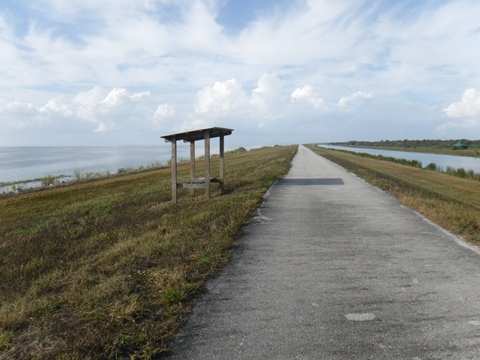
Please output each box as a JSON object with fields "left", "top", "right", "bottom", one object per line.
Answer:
{"left": 0, "top": 146, "right": 191, "bottom": 192}
{"left": 318, "top": 144, "right": 480, "bottom": 173}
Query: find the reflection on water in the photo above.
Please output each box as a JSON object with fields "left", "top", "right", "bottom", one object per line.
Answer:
{"left": 0, "top": 146, "right": 185, "bottom": 192}
{"left": 318, "top": 145, "right": 480, "bottom": 173}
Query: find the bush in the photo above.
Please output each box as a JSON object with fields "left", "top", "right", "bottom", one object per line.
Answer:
{"left": 40, "top": 175, "right": 59, "bottom": 187}
{"left": 456, "top": 168, "right": 467, "bottom": 178}
{"left": 425, "top": 162, "right": 438, "bottom": 171}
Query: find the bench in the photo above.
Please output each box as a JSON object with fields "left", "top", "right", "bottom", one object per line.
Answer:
{"left": 177, "top": 177, "right": 224, "bottom": 190}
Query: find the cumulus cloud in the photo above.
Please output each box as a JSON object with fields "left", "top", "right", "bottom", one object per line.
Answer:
{"left": 3, "top": 0, "right": 480, "bottom": 146}
{"left": 152, "top": 103, "right": 175, "bottom": 128}
{"left": 39, "top": 99, "right": 73, "bottom": 117}
{"left": 195, "top": 79, "right": 247, "bottom": 114}
{"left": 438, "top": 88, "right": 480, "bottom": 131}
{"left": 0, "top": 101, "right": 38, "bottom": 129}
{"left": 74, "top": 87, "right": 150, "bottom": 130}
{"left": 291, "top": 85, "right": 324, "bottom": 109}
{"left": 443, "top": 88, "right": 480, "bottom": 119}
{"left": 0, "top": 86, "right": 152, "bottom": 132}
{"left": 251, "top": 73, "right": 283, "bottom": 115}
{"left": 190, "top": 73, "right": 285, "bottom": 131}
{"left": 338, "top": 91, "right": 373, "bottom": 108}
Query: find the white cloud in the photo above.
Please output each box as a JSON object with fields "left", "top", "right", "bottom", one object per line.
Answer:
{"left": 443, "top": 88, "right": 480, "bottom": 119}
{"left": 2, "top": 1, "right": 480, "bottom": 146}
{"left": 152, "top": 103, "right": 175, "bottom": 128}
{"left": 438, "top": 88, "right": 480, "bottom": 131}
{"left": 1, "top": 87, "right": 152, "bottom": 133}
{"left": 195, "top": 79, "right": 247, "bottom": 114}
{"left": 73, "top": 87, "right": 106, "bottom": 122}
{"left": 291, "top": 85, "right": 324, "bottom": 109}
{"left": 154, "top": 103, "right": 175, "bottom": 118}
{"left": 186, "top": 73, "right": 286, "bottom": 131}
{"left": 339, "top": 91, "right": 373, "bottom": 108}
{"left": 251, "top": 73, "right": 282, "bottom": 114}
{"left": 73, "top": 87, "right": 150, "bottom": 130}
{"left": 39, "top": 99, "right": 73, "bottom": 117}
{"left": 94, "top": 122, "right": 108, "bottom": 133}
{"left": 0, "top": 101, "right": 37, "bottom": 129}
{"left": 102, "top": 87, "right": 150, "bottom": 107}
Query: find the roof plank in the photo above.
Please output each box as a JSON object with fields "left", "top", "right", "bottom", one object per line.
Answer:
{"left": 161, "top": 127, "right": 233, "bottom": 143}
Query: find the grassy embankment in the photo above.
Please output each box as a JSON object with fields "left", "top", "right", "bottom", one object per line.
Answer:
{"left": 308, "top": 145, "right": 480, "bottom": 243}
{"left": 0, "top": 145, "right": 297, "bottom": 359}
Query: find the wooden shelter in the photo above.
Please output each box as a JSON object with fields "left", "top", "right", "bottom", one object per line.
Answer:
{"left": 452, "top": 140, "right": 469, "bottom": 150}
{"left": 161, "top": 127, "right": 234, "bottom": 203}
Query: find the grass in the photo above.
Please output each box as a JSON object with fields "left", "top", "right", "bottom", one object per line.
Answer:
{"left": 326, "top": 148, "right": 480, "bottom": 182}
{"left": 1, "top": 162, "right": 169, "bottom": 196}
{"left": 308, "top": 145, "right": 480, "bottom": 243}
{"left": 0, "top": 145, "right": 297, "bottom": 359}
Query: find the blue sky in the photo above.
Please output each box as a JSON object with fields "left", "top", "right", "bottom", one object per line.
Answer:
{"left": 1, "top": 0, "right": 479, "bottom": 147}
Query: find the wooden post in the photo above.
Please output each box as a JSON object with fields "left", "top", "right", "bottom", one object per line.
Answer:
{"left": 190, "top": 141, "right": 195, "bottom": 196}
{"left": 171, "top": 137, "right": 177, "bottom": 203}
{"left": 204, "top": 131, "right": 211, "bottom": 198}
{"left": 219, "top": 135, "right": 225, "bottom": 191}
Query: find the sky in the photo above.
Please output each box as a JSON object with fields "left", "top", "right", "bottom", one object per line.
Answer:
{"left": 1, "top": 0, "right": 480, "bottom": 148}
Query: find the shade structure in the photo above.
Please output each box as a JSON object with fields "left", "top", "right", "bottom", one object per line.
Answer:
{"left": 161, "top": 127, "right": 233, "bottom": 143}
{"left": 161, "top": 127, "right": 234, "bottom": 203}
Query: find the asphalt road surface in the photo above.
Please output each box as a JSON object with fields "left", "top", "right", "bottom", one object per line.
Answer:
{"left": 165, "top": 145, "right": 480, "bottom": 359}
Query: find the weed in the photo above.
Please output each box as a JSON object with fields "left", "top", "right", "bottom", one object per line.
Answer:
{"left": 40, "top": 175, "right": 59, "bottom": 187}
{"left": 162, "top": 286, "right": 186, "bottom": 308}
{"left": 0, "top": 145, "right": 296, "bottom": 358}
{"left": 0, "top": 331, "right": 13, "bottom": 350}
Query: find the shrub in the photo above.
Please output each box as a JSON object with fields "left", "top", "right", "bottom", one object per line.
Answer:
{"left": 40, "top": 175, "right": 59, "bottom": 187}
{"left": 425, "top": 162, "right": 438, "bottom": 171}
{"left": 456, "top": 168, "right": 467, "bottom": 178}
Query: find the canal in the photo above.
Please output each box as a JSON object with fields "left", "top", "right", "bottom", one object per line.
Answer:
{"left": 318, "top": 144, "right": 480, "bottom": 173}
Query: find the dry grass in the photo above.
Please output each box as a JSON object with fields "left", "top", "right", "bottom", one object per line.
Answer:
{"left": 309, "top": 145, "right": 480, "bottom": 243}
{"left": 0, "top": 145, "right": 297, "bottom": 359}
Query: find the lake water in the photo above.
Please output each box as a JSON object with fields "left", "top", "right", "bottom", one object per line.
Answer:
{"left": 319, "top": 144, "right": 480, "bottom": 173}
{"left": 0, "top": 146, "right": 191, "bottom": 192}
{"left": 3, "top": 144, "right": 479, "bottom": 194}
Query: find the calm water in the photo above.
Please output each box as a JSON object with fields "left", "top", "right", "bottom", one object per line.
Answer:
{"left": 0, "top": 146, "right": 189, "bottom": 191}
{"left": 319, "top": 144, "right": 480, "bottom": 173}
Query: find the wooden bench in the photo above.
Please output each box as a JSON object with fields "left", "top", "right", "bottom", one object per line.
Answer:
{"left": 177, "top": 177, "right": 224, "bottom": 190}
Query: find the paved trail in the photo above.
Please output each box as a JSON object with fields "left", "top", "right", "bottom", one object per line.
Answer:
{"left": 165, "top": 145, "right": 480, "bottom": 359}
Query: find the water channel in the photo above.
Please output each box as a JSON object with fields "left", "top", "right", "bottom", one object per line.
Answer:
{"left": 318, "top": 144, "right": 480, "bottom": 173}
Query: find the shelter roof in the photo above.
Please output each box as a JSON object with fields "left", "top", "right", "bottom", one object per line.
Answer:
{"left": 161, "top": 127, "right": 233, "bottom": 143}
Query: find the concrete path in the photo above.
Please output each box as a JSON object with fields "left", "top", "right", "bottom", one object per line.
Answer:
{"left": 165, "top": 145, "right": 480, "bottom": 359}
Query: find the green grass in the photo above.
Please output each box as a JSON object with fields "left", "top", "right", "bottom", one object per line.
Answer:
{"left": 308, "top": 145, "right": 480, "bottom": 243}
{"left": 0, "top": 145, "right": 297, "bottom": 359}
{"left": 326, "top": 148, "right": 480, "bottom": 181}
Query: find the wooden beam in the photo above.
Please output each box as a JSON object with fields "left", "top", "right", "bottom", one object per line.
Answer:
{"left": 171, "top": 137, "right": 177, "bottom": 203}
{"left": 204, "top": 130, "right": 211, "bottom": 198}
{"left": 190, "top": 141, "right": 195, "bottom": 196}
{"left": 219, "top": 135, "right": 225, "bottom": 191}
